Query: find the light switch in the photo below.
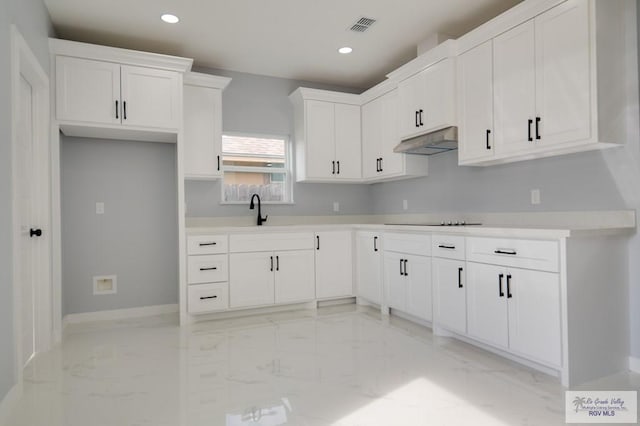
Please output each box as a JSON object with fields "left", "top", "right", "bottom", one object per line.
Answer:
{"left": 403, "top": 200, "right": 408, "bottom": 211}
{"left": 333, "top": 202, "right": 340, "bottom": 212}
{"left": 530, "top": 189, "right": 541, "bottom": 205}
{"left": 96, "top": 202, "right": 105, "bottom": 215}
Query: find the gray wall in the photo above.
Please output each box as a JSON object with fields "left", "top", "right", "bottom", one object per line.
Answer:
{"left": 60, "top": 137, "right": 178, "bottom": 315}
{"left": 185, "top": 68, "right": 373, "bottom": 218}
{"left": 0, "top": 0, "right": 52, "bottom": 404}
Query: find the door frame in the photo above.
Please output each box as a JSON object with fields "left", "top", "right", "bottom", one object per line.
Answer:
{"left": 10, "top": 25, "right": 52, "bottom": 381}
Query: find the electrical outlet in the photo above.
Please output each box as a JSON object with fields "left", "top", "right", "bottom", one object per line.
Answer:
{"left": 96, "top": 202, "right": 105, "bottom": 214}
{"left": 530, "top": 189, "right": 541, "bottom": 205}
{"left": 403, "top": 200, "right": 408, "bottom": 211}
{"left": 333, "top": 202, "right": 340, "bottom": 212}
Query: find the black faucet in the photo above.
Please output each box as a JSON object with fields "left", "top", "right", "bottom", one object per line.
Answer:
{"left": 249, "top": 194, "right": 268, "bottom": 226}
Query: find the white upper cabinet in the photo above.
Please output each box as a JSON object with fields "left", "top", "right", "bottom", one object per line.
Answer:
{"left": 290, "top": 89, "right": 362, "bottom": 182}
{"left": 183, "top": 72, "right": 231, "bottom": 180}
{"left": 458, "top": 0, "right": 631, "bottom": 165}
{"left": 361, "top": 88, "right": 428, "bottom": 181}
{"left": 397, "top": 58, "right": 456, "bottom": 141}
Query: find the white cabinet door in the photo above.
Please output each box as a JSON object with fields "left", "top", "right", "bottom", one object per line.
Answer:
{"left": 334, "top": 103, "right": 362, "bottom": 179}
{"left": 305, "top": 100, "right": 335, "bottom": 179}
{"left": 421, "top": 59, "right": 456, "bottom": 132}
{"left": 494, "top": 20, "right": 537, "bottom": 156}
{"left": 379, "top": 90, "right": 404, "bottom": 176}
{"left": 315, "top": 231, "right": 353, "bottom": 299}
{"left": 56, "top": 56, "right": 121, "bottom": 125}
{"left": 404, "top": 254, "right": 432, "bottom": 321}
{"left": 184, "top": 84, "right": 222, "bottom": 179}
{"left": 535, "top": 0, "right": 591, "bottom": 148}
{"left": 507, "top": 268, "right": 561, "bottom": 366}
{"left": 466, "top": 262, "right": 509, "bottom": 349}
{"left": 120, "top": 65, "right": 181, "bottom": 130}
{"left": 433, "top": 258, "right": 466, "bottom": 334}
{"left": 361, "top": 97, "right": 382, "bottom": 179}
{"left": 384, "top": 251, "right": 406, "bottom": 311}
{"left": 398, "top": 71, "right": 426, "bottom": 140}
{"left": 355, "top": 232, "right": 382, "bottom": 304}
{"left": 458, "top": 40, "right": 495, "bottom": 163}
{"left": 274, "top": 250, "right": 315, "bottom": 304}
{"left": 229, "top": 252, "right": 274, "bottom": 308}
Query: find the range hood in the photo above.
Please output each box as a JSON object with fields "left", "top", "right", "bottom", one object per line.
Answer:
{"left": 393, "top": 126, "right": 458, "bottom": 156}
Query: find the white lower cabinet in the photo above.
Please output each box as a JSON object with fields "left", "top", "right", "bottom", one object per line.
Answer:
{"left": 355, "top": 231, "right": 382, "bottom": 304}
{"left": 384, "top": 251, "right": 432, "bottom": 322}
{"left": 466, "top": 261, "right": 561, "bottom": 366}
{"left": 432, "top": 257, "right": 466, "bottom": 335}
{"left": 188, "top": 283, "right": 229, "bottom": 314}
{"left": 274, "top": 250, "right": 315, "bottom": 304}
{"left": 315, "top": 231, "right": 354, "bottom": 299}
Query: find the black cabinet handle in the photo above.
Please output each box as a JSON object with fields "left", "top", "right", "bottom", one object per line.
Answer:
{"left": 373, "top": 236, "right": 378, "bottom": 252}
{"left": 376, "top": 158, "right": 380, "bottom": 172}
{"left": 535, "top": 117, "right": 541, "bottom": 140}
{"left": 276, "top": 255, "right": 280, "bottom": 271}
{"left": 337, "top": 161, "right": 340, "bottom": 175}
{"left": 438, "top": 244, "right": 456, "bottom": 250}
{"left": 379, "top": 158, "right": 383, "bottom": 172}
{"left": 528, "top": 119, "right": 533, "bottom": 142}
{"left": 419, "top": 109, "right": 424, "bottom": 126}
{"left": 498, "top": 273, "right": 504, "bottom": 297}
{"left": 200, "top": 295, "right": 218, "bottom": 300}
{"left": 115, "top": 100, "right": 119, "bottom": 119}
{"left": 486, "top": 129, "right": 491, "bottom": 150}
{"left": 400, "top": 259, "right": 404, "bottom": 276}
{"left": 30, "top": 228, "right": 42, "bottom": 238}
{"left": 458, "top": 267, "right": 463, "bottom": 288}
{"left": 415, "top": 111, "right": 419, "bottom": 128}
{"left": 494, "top": 249, "right": 517, "bottom": 255}
{"left": 199, "top": 242, "right": 217, "bottom": 246}
{"left": 316, "top": 235, "right": 320, "bottom": 250}
{"left": 270, "top": 256, "right": 274, "bottom": 272}
{"left": 199, "top": 267, "right": 217, "bottom": 271}
{"left": 217, "top": 155, "right": 220, "bottom": 171}
{"left": 403, "top": 259, "right": 408, "bottom": 277}
{"left": 507, "top": 274, "right": 513, "bottom": 298}
{"left": 332, "top": 161, "right": 335, "bottom": 175}
{"left": 123, "top": 101, "right": 127, "bottom": 120}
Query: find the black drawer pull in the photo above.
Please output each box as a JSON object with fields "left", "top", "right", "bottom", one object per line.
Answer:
{"left": 373, "top": 236, "right": 378, "bottom": 252}
{"left": 403, "top": 259, "right": 408, "bottom": 277}
{"left": 486, "top": 129, "right": 491, "bottom": 150}
{"left": 217, "top": 155, "right": 221, "bottom": 171}
{"left": 316, "top": 235, "right": 320, "bottom": 250}
{"left": 494, "top": 249, "right": 517, "bottom": 255}
{"left": 115, "top": 100, "right": 119, "bottom": 119}
{"left": 199, "top": 242, "right": 217, "bottom": 246}
{"left": 458, "top": 267, "right": 463, "bottom": 288}
{"left": 415, "top": 111, "right": 419, "bottom": 127}
{"left": 123, "top": 101, "right": 127, "bottom": 120}
{"left": 528, "top": 119, "right": 533, "bottom": 142}
{"left": 332, "top": 161, "right": 336, "bottom": 175}
{"left": 507, "top": 274, "right": 513, "bottom": 298}
{"left": 419, "top": 109, "right": 424, "bottom": 126}
{"left": 438, "top": 244, "right": 456, "bottom": 250}
{"left": 498, "top": 273, "right": 504, "bottom": 297}
{"left": 200, "top": 295, "right": 218, "bottom": 300}
{"left": 199, "top": 267, "right": 217, "bottom": 271}
{"left": 270, "top": 256, "right": 274, "bottom": 272}
{"left": 276, "top": 255, "right": 280, "bottom": 271}
{"left": 535, "top": 117, "right": 541, "bottom": 140}
{"left": 400, "top": 259, "right": 404, "bottom": 276}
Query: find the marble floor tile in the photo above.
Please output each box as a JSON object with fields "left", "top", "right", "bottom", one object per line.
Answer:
{"left": 5, "top": 305, "right": 640, "bottom": 426}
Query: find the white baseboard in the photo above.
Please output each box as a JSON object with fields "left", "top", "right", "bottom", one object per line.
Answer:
{"left": 0, "top": 382, "right": 22, "bottom": 426}
{"left": 62, "top": 304, "right": 179, "bottom": 329}
{"left": 630, "top": 356, "right": 640, "bottom": 373}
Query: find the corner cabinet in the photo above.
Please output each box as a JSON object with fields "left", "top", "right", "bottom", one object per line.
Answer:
{"left": 290, "top": 88, "right": 362, "bottom": 182}
{"left": 183, "top": 72, "right": 231, "bottom": 180}
{"left": 458, "top": 0, "right": 632, "bottom": 166}
{"left": 355, "top": 231, "right": 382, "bottom": 305}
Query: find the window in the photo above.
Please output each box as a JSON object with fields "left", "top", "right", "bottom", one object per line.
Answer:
{"left": 221, "top": 133, "right": 292, "bottom": 203}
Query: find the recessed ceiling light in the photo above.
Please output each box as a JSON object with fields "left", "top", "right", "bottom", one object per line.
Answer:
{"left": 338, "top": 47, "right": 353, "bottom": 54}
{"left": 161, "top": 14, "right": 180, "bottom": 24}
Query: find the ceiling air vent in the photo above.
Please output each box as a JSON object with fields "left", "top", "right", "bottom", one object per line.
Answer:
{"left": 349, "top": 17, "right": 377, "bottom": 33}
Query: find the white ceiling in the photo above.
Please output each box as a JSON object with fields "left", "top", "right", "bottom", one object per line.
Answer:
{"left": 43, "top": 0, "right": 520, "bottom": 89}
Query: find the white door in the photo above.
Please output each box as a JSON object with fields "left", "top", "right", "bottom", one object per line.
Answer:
{"left": 494, "top": 20, "right": 537, "bottom": 156}
{"left": 334, "top": 103, "right": 362, "bottom": 179}
{"left": 535, "top": 0, "right": 591, "bottom": 147}
{"left": 229, "top": 252, "right": 274, "bottom": 308}
{"left": 183, "top": 84, "right": 222, "bottom": 179}
{"left": 379, "top": 90, "right": 403, "bottom": 176}
{"left": 398, "top": 71, "right": 425, "bottom": 140}
{"left": 466, "top": 262, "right": 509, "bottom": 349}
{"left": 422, "top": 59, "right": 455, "bottom": 132}
{"left": 361, "top": 98, "right": 382, "bottom": 179}
{"left": 507, "top": 268, "right": 562, "bottom": 366}
{"left": 433, "top": 258, "right": 466, "bottom": 334}
{"left": 274, "top": 250, "right": 315, "bottom": 304}
{"left": 384, "top": 252, "right": 406, "bottom": 311}
{"left": 55, "top": 56, "right": 120, "bottom": 125}
{"left": 305, "top": 100, "right": 335, "bottom": 179}
{"left": 120, "top": 65, "right": 181, "bottom": 130}
{"left": 458, "top": 40, "right": 495, "bottom": 163}
{"left": 355, "top": 232, "right": 382, "bottom": 304}
{"left": 315, "top": 231, "right": 353, "bottom": 298}
{"left": 404, "top": 254, "right": 432, "bottom": 321}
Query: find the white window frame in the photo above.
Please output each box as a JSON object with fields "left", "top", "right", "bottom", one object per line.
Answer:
{"left": 220, "top": 132, "right": 294, "bottom": 205}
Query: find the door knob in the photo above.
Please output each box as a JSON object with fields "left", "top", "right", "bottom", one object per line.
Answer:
{"left": 30, "top": 228, "right": 42, "bottom": 238}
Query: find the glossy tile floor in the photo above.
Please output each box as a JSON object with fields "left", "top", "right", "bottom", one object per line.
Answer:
{"left": 7, "top": 305, "right": 640, "bottom": 425}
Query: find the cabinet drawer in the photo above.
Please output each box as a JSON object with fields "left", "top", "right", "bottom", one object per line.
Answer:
{"left": 432, "top": 235, "right": 466, "bottom": 260}
{"left": 384, "top": 232, "right": 431, "bottom": 256}
{"left": 187, "top": 235, "right": 228, "bottom": 255}
{"left": 230, "top": 232, "right": 314, "bottom": 253}
{"left": 188, "top": 254, "right": 228, "bottom": 284}
{"left": 466, "top": 237, "right": 559, "bottom": 272}
{"left": 188, "top": 283, "right": 229, "bottom": 314}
